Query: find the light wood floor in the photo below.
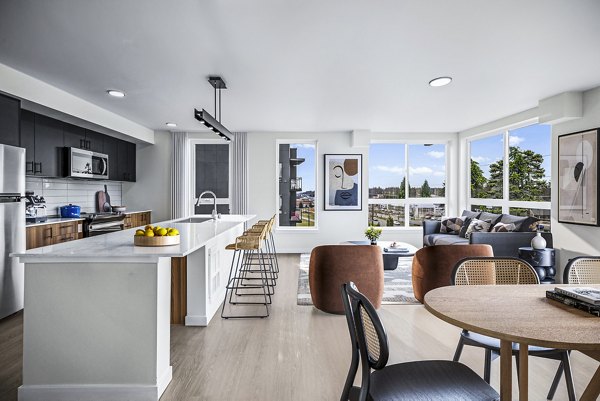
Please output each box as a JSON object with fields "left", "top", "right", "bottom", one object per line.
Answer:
{"left": 0, "top": 254, "right": 597, "bottom": 400}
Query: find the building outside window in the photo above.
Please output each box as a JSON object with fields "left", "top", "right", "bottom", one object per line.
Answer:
{"left": 468, "top": 123, "right": 551, "bottom": 229}
{"left": 368, "top": 143, "right": 447, "bottom": 228}
{"left": 278, "top": 142, "right": 316, "bottom": 228}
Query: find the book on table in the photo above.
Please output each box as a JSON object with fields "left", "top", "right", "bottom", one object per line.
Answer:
{"left": 554, "top": 287, "right": 600, "bottom": 305}
{"left": 546, "top": 290, "right": 600, "bottom": 317}
{"left": 383, "top": 247, "right": 409, "bottom": 253}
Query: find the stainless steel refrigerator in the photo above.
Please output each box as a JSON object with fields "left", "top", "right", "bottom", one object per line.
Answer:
{"left": 0, "top": 144, "right": 25, "bottom": 320}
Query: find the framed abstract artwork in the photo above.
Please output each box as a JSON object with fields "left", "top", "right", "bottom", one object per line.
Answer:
{"left": 558, "top": 128, "right": 599, "bottom": 226}
{"left": 324, "top": 154, "right": 362, "bottom": 210}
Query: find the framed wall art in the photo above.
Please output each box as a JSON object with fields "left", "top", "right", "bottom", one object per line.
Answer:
{"left": 324, "top": 154, "right": 362, "bottom": 210}
{"left": 558, "top": 128, "right": 599, "bottom": 226}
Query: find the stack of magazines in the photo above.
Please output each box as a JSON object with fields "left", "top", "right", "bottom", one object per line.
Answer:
{"left": 383, "top": 247, "right": 409, "bottom": 253}
{"left": 546, "top": 287, "right": 600, "bottom": 316}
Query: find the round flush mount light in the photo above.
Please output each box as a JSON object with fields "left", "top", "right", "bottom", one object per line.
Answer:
{"left": 106, "top": 89, "right": 126, "bottom": 98}
{"left": 428, "top": 77, "right": 452, "bottom": 87}
{"left": 165, "top": 122, "right": 177, "bottom": 128}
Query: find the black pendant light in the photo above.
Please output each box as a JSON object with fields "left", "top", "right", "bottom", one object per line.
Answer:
{"left": 194, "top": 76, "right": 233, "bottom": 141}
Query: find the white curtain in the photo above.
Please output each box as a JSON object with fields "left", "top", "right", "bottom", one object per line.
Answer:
{"left": 231, "top": 132, "right": 248, "bottom": 215}
{"left": 171, "top": 132, "right": 191, "bottom": 219}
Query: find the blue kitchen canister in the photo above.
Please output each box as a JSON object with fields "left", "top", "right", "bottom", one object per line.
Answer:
{"left": 60, "top": 204, "right": 81, "bottom": 218}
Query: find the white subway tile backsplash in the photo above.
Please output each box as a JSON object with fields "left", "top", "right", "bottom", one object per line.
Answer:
{"left": 26, "top": 177, "right": 123, "bottom": 216}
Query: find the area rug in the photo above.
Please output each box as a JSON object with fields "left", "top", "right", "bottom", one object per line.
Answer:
{"left": 297, "top": 253, "right": 420, "bottom": 306}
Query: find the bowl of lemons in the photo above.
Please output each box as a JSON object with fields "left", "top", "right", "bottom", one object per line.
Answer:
{"left": 134, "top": 224, "right": 180, "bottom": 247}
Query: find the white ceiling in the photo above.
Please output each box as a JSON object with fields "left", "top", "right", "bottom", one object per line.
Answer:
{"left": 1, "top": 0, "right": 600, "bottom": 133}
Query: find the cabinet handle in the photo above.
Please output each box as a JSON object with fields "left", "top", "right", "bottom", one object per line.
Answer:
{"left": 87, "top": 140, "right": 91, "bottom": 149}
{"left": 44, "top": 227, "right": 53, "bottom": 238}
{"left": 34, "top": 162, "right": 42, "bottom": 174}
{"left": 80, "top": 139, "right": 84, "bottom": 148}
{"left": 26, "top": 161, "right": 34, "bottom": 173}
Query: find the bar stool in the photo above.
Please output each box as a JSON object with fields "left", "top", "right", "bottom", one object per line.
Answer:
{"left": 243, "top": 216, "right": 278, "bottom": 283}
{"left": 221, "top": 224, "right": 272, "bottom": 319}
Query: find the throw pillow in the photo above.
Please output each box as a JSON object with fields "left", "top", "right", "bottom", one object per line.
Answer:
{"left": 478, "top": 212, "right": 502, "bottom": 231}
{"left": 461, "top": 210, "right": 481, "bottom": 219}
{"left": 458, "top": 217, "right": 472, "bottom": 238}
{"left": 518, "top": 216, "right": 540, "bottom": 232}
{"left": 491, "top": 222, "right": 517, "bottom": 232}
{"left": 464, "top": 218, "right": 493, "bottom": 239}
{"left": 440, "top": 217, "right": 465, "bottom": 235}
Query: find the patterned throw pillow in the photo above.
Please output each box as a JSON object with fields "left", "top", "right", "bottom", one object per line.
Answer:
{"left": 491, "top": 222, "right": 517, "bottom": 233}
{"left": 464, "top": 218, "right": 493, "bottom": 239}
{"left": 440, "top": 217, "right": 465, "bottom": 235}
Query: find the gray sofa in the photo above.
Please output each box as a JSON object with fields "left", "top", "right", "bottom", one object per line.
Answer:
{"left": 422, "top": 211, "right": 553, "bottom": 258}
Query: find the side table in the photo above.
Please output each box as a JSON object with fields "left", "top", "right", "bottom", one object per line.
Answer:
{"left": 518, "top": 247, "right": 556, "bottom": 283}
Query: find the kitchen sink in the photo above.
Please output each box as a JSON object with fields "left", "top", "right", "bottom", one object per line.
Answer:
{"left": 175, "top": 217, "right": 212, "bottom": 224}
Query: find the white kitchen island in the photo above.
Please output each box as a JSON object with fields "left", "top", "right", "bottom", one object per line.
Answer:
{"left": 13, "top": 214, "right": 254, "bottom": 401}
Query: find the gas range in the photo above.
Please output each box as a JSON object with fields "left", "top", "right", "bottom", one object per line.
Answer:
{"left": 81, "top": 212, "right": 126, "bottom": 237}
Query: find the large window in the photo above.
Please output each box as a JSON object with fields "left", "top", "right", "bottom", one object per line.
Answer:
{"left": 468, "top": 123, "right": 551, "bottom": 229}
{"left": 278, "top": 142, "right": 316, "bottom": 228}
{"left": 369, "top": 143, "right": 447, "bottom": 228}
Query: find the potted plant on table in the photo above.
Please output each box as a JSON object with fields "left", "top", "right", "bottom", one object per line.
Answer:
{"left": 364, "top": 226, "right": 382, "bottom": 245}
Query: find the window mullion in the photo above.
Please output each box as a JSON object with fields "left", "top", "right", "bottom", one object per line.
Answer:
{"left": 502, "top": 130, "right": 510, "bottom": 214}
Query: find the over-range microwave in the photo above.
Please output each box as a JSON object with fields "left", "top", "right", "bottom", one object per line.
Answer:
{"left": 65, "top": 147, "right": 109, "bottom": 179}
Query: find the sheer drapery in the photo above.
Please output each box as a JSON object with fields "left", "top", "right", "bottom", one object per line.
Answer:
{"left": 171, "top": 132, "right": 191, "bottom": 219}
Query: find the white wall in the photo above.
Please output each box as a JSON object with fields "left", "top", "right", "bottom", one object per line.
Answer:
{"left": 551, "top": 86, "right": 600, "bottom": 279}
{"left": 247, "top": 131, "right": 457, "bottom": 253}
{"left": 123, "top": 130, "right": 172, "bottom": 222}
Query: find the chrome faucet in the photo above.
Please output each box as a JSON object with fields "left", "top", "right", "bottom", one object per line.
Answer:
{"left": 195, "top": 190, "right": 219, "bottom": 219}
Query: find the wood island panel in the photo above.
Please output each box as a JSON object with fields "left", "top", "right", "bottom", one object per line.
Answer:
{"left": 171, "top": 256, "right": 187, "bottom": 325}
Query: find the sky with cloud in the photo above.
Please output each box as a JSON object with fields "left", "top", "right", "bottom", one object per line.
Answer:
{"left": 470, "top": 124, "right": 551, "bottom": 181}
{"left": 369, "top": 143, "right": 446, "bottom": 189}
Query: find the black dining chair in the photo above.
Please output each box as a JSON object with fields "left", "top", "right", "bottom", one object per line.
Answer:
{"left": 340, "top": 282, "right": 499, "bottom": 401}
{"left": 451, "top": 257, "right": 576, "bottom": 401}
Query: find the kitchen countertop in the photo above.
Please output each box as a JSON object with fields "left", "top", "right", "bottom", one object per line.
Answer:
{"left": 25, "top": 217, "right": 85, "bottom": 227}
{"left": 15, "top": 214, "right": 255, "bottom": 262}
{"left": 25, "top": 209, "right": 153, "bottom": 227}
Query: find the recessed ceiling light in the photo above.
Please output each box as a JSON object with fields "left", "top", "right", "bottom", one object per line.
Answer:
{"left": 165, "top": 122, "right": 177, "bottom": 128}
{"left": 428, "top": 77, "right": 452, "bottom": 87}
{"left": 106, "top": 89, "right": 126, "bottom": 98}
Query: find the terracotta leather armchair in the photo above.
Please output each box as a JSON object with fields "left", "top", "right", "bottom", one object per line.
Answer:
{"left": 309, "top": 245, "right": 384, "bottom": 314}
{"left": 412, "top": 244, "right": 493, "bottom": 303}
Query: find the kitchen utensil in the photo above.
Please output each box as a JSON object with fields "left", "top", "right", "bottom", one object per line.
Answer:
{"left": 103, "top": 185, "right": 112, "bottom": 212}
{"left": 111, "top": 205, "right": 126, "bottom": 213}
{"left": 104, "top": 185, "right": 111, "bottom": 205}
{"left": 60, "top": 204, "right": 81, "bottom": 218}
{"left": 96, "top": 190, "right": 106, "bottom": 212}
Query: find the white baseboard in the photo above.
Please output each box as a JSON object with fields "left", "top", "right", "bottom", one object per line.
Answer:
{"left": 185, "top": 314, "right": 208, "bottom": 326}
{"left": 19, "top": 384, "right": 159, "bottom": 401}
{"left": 18, "top": 367, "right": 173, "bottom": 401}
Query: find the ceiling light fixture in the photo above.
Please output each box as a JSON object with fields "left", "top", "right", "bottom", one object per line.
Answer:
{"left": 194, "top": 76, "right": 233, "bottom": 141}
{"left": 106, "top": 89, "right": 126, "bottom": 98}
{"left": 428, "top": 77, "right": 452, "bottom": 87}
{"left": 166, "top": 122, "right": 177, "bottom": 128}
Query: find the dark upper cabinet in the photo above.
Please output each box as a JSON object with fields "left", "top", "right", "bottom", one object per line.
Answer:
{"left": 0, "top": 93, "right": 20, "bottom": 147}
{"left": 63, "top": 122, "right": 87, "bottom": 149}
{"left": 115, "top": 139, "right": 136, "bottom": 182}
{"left": 126, "top": 141, "right": 136, "bottom": 182}
{"left": 20, "top": 110, "right": 35, "bottom": 174}
{"left": 33, "top": 114, "right": 64, "bottom": 177}
{"left": 85, "top": 130, "right": 104, "bottom": 153}
{"left": 19, "top": 109, "right": 135, "bottom": 181}
{"left": 103, "top": 135, "right": 119, "bottom": 180}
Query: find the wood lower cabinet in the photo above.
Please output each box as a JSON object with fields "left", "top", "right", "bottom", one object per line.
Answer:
{"left": 123, "top": 211, "right": 152, "bottom": 229}
{"left": 26, "top": 220, "right": 82, "bottom": 250}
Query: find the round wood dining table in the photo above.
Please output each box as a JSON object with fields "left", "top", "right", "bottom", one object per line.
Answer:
{"left": 424, "top": 284, "right": 600, "bottom": 401}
